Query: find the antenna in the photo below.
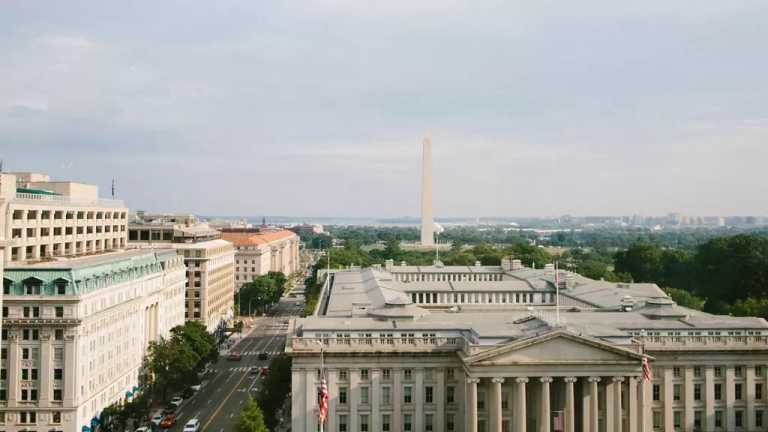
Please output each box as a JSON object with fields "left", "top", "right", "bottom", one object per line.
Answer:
{"left": 555, "top": 260, "right": 561, "bottom": 326}
{"left": 111, "top": 178, "right": 116, "bottom": 198}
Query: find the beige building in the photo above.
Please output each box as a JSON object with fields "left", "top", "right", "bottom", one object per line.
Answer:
{"left": 0, "top": 173, "right": 128, "bottom": 264}
{"left": 220, "top": 229, "right": 299, "bottom": 289}
{"left": 128, "top": 214, "right": 235, "bottom": 332}
{"left": 288, "top": 261, "right": 768, "bottom": 432}
{"left": 1, "top": 249, "right": 186, "bottom": 432}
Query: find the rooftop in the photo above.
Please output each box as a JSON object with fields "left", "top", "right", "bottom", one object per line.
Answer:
{"left": 221, "top": 230, "right": 297, "bottom": 246}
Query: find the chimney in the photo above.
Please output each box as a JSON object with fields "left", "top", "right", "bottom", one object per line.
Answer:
{"left": 501, "top": 257, "right": 513, "bottom": 271}
{"left": 385, "top": 259, "right": 394, "bottom": 271}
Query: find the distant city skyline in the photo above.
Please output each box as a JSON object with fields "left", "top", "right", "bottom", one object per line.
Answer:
{"left": 2, "top": 1, "right": 768, "bottom": 217}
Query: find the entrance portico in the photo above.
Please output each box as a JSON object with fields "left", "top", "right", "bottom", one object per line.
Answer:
{"left": 462, "top": 330, "right": 648, "bottom": 432}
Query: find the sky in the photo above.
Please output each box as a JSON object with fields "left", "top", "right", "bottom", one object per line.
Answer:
{"left": 1, "top": 1, "right": 767, "bottom": 218}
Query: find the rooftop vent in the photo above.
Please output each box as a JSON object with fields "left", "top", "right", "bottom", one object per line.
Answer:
{"left": 513, "top": 315, "right": 537, "bottom": 324}
{"left": 475, "top": 261, "right": 482, "bottom": 267}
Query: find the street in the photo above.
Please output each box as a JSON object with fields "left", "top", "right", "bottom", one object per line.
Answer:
{"left": 162, "top": 295, "right": 303, "bottom": 432}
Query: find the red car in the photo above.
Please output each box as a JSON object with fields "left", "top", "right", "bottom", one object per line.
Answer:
{"left": 260, "top": 367, "right": 269, "bottom": 377}
{"left": 227, "top": 352, "right": 242, "bottom": 361}
{"left": 160, "top": 414, "right": 176, "bottom": 429}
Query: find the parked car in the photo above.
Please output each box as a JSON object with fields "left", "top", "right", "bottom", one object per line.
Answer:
{"left": 227, "top": 352, "right": 242, "bottom": 361}
{"left": 169, "top": 396, "right": 183, "bottom": 407}
{"left": 135, "top": 427, "right": 149, "bottom": 432}
{"left": 183, "top": 419, "right": 201, "bottom": 432}
{"left": 159, "top": 414, "right": 176, "bottom": 429}
{"left": 249, "top": 366, "right": 260, "bottom": 375}
{"left": 190, "top": 383, "right": 202, "bottom": 392}
{"left": 260, "top": 367, "right": 269, "bottom": 377}
{"left": 162, "top": 406, "right": 176, "bottom": 415}
{"left": 150, "top": 415, "right": 164, "bottom": 426}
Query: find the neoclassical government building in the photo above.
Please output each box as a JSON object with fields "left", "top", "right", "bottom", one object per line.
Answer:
{"left": 287, "top": 259, "right": 768, "bottom": 432}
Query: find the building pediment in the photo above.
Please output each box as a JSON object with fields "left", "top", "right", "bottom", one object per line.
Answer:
{"left": 464, "top": 329, "right": 644, "bottom": 366}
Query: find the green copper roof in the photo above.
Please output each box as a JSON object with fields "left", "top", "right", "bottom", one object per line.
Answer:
{"left": 16, "top": 187, "right": 60, "bottom": 195}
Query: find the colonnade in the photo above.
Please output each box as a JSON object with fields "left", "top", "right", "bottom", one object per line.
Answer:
{"left": 466, "top": 375, "right": 647, "bottom": 432}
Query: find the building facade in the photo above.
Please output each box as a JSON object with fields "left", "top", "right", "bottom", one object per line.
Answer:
{"left": 0, "top": 249, "right": 186, "bottom": 432}
{"left": 288, "top": 262, "right": 768, "bottom": 432}
{"left": 220, "top": 229, "right": 300, "bottom": 290}
{"left": 0, "top": 173, "right": 128, "bottom": 264}
{"left": 128, "top": 214, "right": 235, "bottom": 332}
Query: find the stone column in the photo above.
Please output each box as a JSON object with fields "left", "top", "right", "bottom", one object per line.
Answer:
{"left": 747, "top": 366, "right": 756, "bottom": 431}
{"left": 704, "top": 366, "right": 715, "bottom": 432}
{"left": 467, "top": 378, "right": 480, "bottom": 432}
{"left": 684, "top": 367, "right": 694, "bottom": 432}
{"left": 39, "top": 334, "right": 52, "bottom": 408}
{"left": 393, "top": 369, "right": 403, "bottom": 432}
{"left": 349, "top": 369, "right": 360, "bottom": 432}
{"left": 414, "top": 368, "right": 424, "bottom": 432}
{"left": 491, "top": 378, "right": 505, "bottom": 432}
{"left": 582, "top": 379, "right": 592, "bottom": 432}
{"left": 515, "top": 377, "right": 529, "bottom": 432}
{"left": 371, "top": 369, "right": 381, "bottom": 432}
{"left": 291, "top": 369, "right": 306, "bottom": 432}
{"left": 7, "top": 333, "right": 19, "bottom": 408}
{"left": 612, "top": 377, "right": 624, "bottom": 432}
{"left": 588, "top": 377, "right": 601, "bottom": 432}
{"left": 456, "top": 369, "right": 466, "bottom": 431}
{"left": 627, "top": 377, "right": 638, "bottom": 432}
{"left": 663, "top": 368, "right": 674, "bottom": 431}
{"left": 436, "top": 369, "right": 446, "bottom": 431}
{"left": 63, "top": 334, "right": 76, "bottom": 406}
{"left": 725, "top": 366, "right": 735, "bottom": 431}
{"left": 639, "top": 377, "right": 652, "bottom": 432}
{"left": 306, "top": 369, "right": 318, "bottom": 432}
{"left": 564, "top": 377, "right": 577, "bottom": 432}
{"left": 539, "top": 377, "right": 553, "bottom": 432}
{"left": 326, "top": 369, "right": 338, "bottom": 432}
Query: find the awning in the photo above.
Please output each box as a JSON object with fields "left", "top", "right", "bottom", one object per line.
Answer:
{"left": 81, "top": 426, "right": 92, "bottom": 432}
{"left": 125, "top": 391, "right": 133, "bottom": 398}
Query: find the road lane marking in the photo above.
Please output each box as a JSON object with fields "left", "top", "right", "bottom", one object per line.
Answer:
{"left": 202, "top": 370, "right": 250, "bottom": 430}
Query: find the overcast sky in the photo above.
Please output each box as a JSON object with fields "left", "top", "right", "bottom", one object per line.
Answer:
{"left": 1, "top": 1, "right": 767, "bottom": 218}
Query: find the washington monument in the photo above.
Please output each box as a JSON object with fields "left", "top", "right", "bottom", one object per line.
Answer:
{"left": 420, "top": 136, "right": 434, "bottom": 246}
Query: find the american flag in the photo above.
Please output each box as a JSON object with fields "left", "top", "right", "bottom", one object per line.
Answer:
{"left": 642, "top": 355, "right": 653, "bottom": 381}
{"left": 318, "top": 378, "right": 329, "bottom": 424}
{"left": 553, "top": 411, "right": 564, "bottom": 432}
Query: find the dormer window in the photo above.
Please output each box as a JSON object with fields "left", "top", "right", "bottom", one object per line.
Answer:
{"left": 54, "top": 279, "right": 68, "bottom": 295}
{"left": 22, "top": 278, "right": 42, "bottom": 295}
{"left": 3, "top": 279, "right": 12, "bottom": 295}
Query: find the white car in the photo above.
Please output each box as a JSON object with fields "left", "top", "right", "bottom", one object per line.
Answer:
{"left": 183, "top": 419, "right": 201, "bottom": 432}
{"left": 190, "top": 384, "right": 202, "bottom": 392}
{"left": 169, "top": 396, "right": 183, "bottom": 407}
{"left": 150, "top": 415, "right": 163, "bottom": 425}
{"left": 135, "top": 428, "right": 149, "bottom": 432}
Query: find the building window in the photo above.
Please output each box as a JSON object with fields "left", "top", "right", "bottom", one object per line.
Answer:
{"left": 380, "top": 385, "right": 391, "bottom": 405}
{"left": 19, "top": 412, "right": 37, "bottom": 424}
{"left": 447, "top": 385, "right": 455, "bottom": 404}
{"left": 735, "top": 366, "right": 743, "bottom": 377}
{"left": 339, "top": 369, "right": 348, "bottom": 381}
{"left": 361, "top": 369, "right": 369, "bottom": 381}
{"left": 360, "top": 414, "right": 369, "bottom": 432}
{"left": 653, "top": 384, "right": 661, "bottom": 401}
{"left": 478, "top": 391, "right": 485, "bottom": 410}
{"left": 694, "top": 383, "right": 702, "bottom": 401}
{"left": 360, "top": 386, "right": 369, "bottom": 405}
{"left": 404, "top": 369, "right": 412, "bottom": 380}
{"left": 757, "top": 366, "right": 764, "bottom": 376}
{"left": 54, "top": 368, "right": 63, "bottom": 380}
{"left": 382, "top": 414, "right": 391, "bottom": 432}
{"left": 653, "top": 412, "right": 661, "bottom": 430}
{"left": 715, "top": 411, "right": 723, "bottom": 428}
{"left": 382, "top": 369, "right": 391, "bottom": 380}
{"left": 55, "top": 329, "right": 64, "bottom": 340}
{"left": 673, "top": 367, "right": 681, "bottom": 378}
{"left": 447, "top": 414, "right": 456, "bottom": 431}
{"left": 425, "top": 386, "right": 433, "bottom": 403}
{"left": 757, "top": 383, "right": 764, "bottom": 400}
{"left": 403, "top": 414, "right": 412, "bottom": 432}
{"left": 715, "top": 383, "right": 722, "bottom": 400}
{"left": 735, "top": 383, "right": 743, "bottom": 400}
{"left": 55, "top": 306, "right": 64, "bottom": 317}
{"left": 338, "top": 414, "right": 347, "bottom": 432}
{"left": 694, "top": 411, "right": 702, "bottom": 430}
{"left": 693, "top": 366, "right": 702, "bottom": 378}
{"left": 338, "top": 387, "right": 347, "bottom": 405}
{"left": 53, "top": 389, "right": 63, "bottom": 401}
{"left": 425, "top": 414, "right": 434, "bottom": 432}
{"left": 22, "top": 348, "right": 30, "bottom": 360}
{"left": 714, "top": 367, "right": 723, "bottom": 378}
{"left": 673, "top": 384, "right": 681, "bottom": 401}
{"left": 404, "top": 386, "right": 413, "bottom": 404}
{"left": 673, "top": 411, "right": 681, "bottom": 429}
{"left": 735, "top": 410, "right": 744, "bottom": 427}
{"left": 757, "top": 410, "right": 764, "bottom": 428}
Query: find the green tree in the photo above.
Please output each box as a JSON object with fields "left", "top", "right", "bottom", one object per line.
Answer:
{"left": 256, "top": 355, "right": 292, "bottom": 429}
{"left": 729, "top": 297, "right": 768, "bottom": 319}
{"left": 147, "top": 337, "right": 199, "bottom": 401}
{"left": 238, "top": 397, "right": 269, "bottom": 432}
{"left": 614, "top": 242, "right": 663, "bottom": 283}
{"left": 664, "top": 288, "right": 705, "bottom": 310}
{"left": 170, "top": 321, "right": 216, "bottom": 367}
{"left": 695, "top": 235, "right": 768, "bottom": 306}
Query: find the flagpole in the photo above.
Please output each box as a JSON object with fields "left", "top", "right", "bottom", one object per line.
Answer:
{"left": 555, "top": 260, "right": 560, "bottom": 326}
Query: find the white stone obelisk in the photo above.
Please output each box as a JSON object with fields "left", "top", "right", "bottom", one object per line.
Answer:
{"left": 420, "top": 136, "right": 435, "bottom": 246}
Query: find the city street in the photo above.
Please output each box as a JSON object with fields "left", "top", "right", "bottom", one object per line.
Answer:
{"left": 162, "top": 296, "right": 303, "bottom": 432}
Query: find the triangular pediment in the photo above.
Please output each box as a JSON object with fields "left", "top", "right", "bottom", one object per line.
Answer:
{"left": 465, "top": 330, "right": 644, "bottom": 366}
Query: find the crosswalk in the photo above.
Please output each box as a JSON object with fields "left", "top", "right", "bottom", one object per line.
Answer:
{"left": 228, "top": 366, "right": 258, "bottom": 372}
{"left": 238, "top": 350, "right": 283, "bottom": 356}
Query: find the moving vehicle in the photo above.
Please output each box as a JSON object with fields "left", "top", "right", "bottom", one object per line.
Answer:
{"left": 260, "top": 367, "right": 270, "bottom": 377}
{"left": 190, "top": 384, "right": 202, "bottom": 392}
{"left": 249, "top": 366, "right": 260, "bottom": 375}
{"left": 169, "top": 396, "right": 183, "bottom": 407}
{"left": 150, "top": 415, "right": 164, "bottom": 426}
{"left": 159, "top": 414, "right": 176, "bottom": 429}
{"left": 135, "top": 427, "right": 149, "bottom": 432}
{"left": 183, "top": 419, "right": 201, "bottom": 432}
{"left": 257, "top": 352, "right": 269, "bottom": 360}
{"left": 227, "top": 352, "right": 242, "bottom": 361}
